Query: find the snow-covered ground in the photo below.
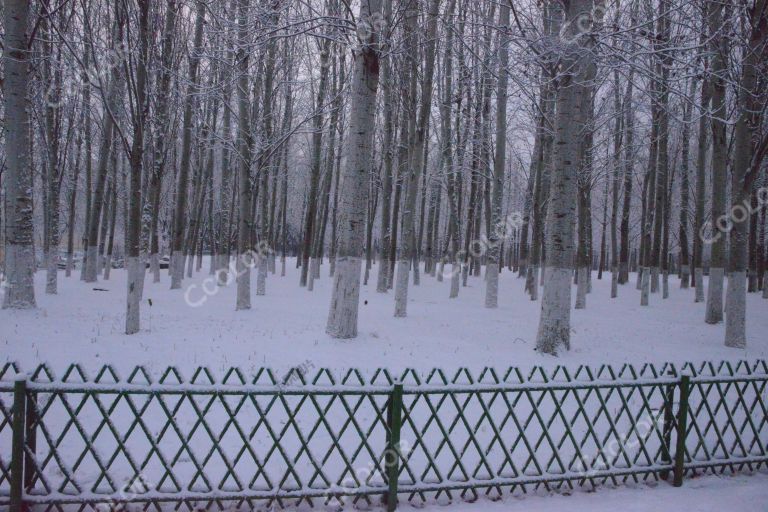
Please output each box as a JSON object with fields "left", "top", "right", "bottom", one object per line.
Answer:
{"left": 420, "top": 474, "right": 768, "bottom": 512}
{"left": 2, "top": 258, "right": 766, "bottom": 375}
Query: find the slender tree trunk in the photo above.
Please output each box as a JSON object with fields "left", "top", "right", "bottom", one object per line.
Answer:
{"left": 149, "top": 0, "right": 177, "bottom": 285}
{"left": 79, "top": 51, "right": 93, "bottom": 282}
{"left": 618, "top": 67, "right": 635, "bottom": 285}
{"left": 125, "top": 0, "right": 149, "bottom": 334}
{"left": 694, "top": 75, "right": 710, "bottom": 303}
{"left": 65, "top": 128, "right": 83, "bottom": 278}
{"left": 235, "top": 0, "right": 253, "bottom": 310}
{"left": 484, "top": 0, "right": 510, "bottom": 309}
{"left": 679, "top": 78, "right": 694, "bottom": 290}
{"left": 256, "top": 4, "right": 280, "bottom": 296}
{"left": 705, "top": 0, "right": 728, "bottom": 323}
{"left": 394, "top": 0, "right": 440, "bottom": 318}
{"left": 170, "top": 1, "right": 205, "bottom": 290}
{"left": 301, "top": 39, "right": 331, "bottom": 288}
{"left": 85, "top": 20, "right": 124, "bottom": 284}
{"left": 376, "top": 1, "right": 395, "bottom": 292}
{"left": 103, "top": 180, "right": 118, "bottom": 280}
{"left": 42, "top": 2, "right": 63, "bottom": 295}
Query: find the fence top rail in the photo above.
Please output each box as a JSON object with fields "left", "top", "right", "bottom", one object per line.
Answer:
{"left": 0, "top": 377, "right": 691, "bottom": 395}
{"left": 2, "top": 375, "right": 766, "bottom": 396}
{"left": 0, "top": 359, "right": 765, "bottom": 392}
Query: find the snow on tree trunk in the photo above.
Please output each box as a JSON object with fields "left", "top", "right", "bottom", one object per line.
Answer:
{"left": 85, "top": 68, "right": 122, "bottom": 283}
{"left": 695, "top": 268, "right": 705, "bottom": 302}
{"left": 171, "top": 1, "right": 205, "bottom": 290}
{"left": 326, "top": 0, "right": 383, "bottom": 338}
{"left": 484, "top": 0, "right": 510, "bottom": 310}
{"left": 705, "top": 0, "right": 727, "bottom": 324}
{"left": 725, "top": 2, "right": 765, "bottom": 347}
{"left": 235, "top": 0, "right": 252, "bottom": 311}
{"left": 2, "top": 0, "right": 36, "bottom": 309}
{"left": 376, "top": 0, "right": 394, "bottom": 294}
{"left": 394, "top": 0, "right": 440, "bottom": 318}
{"left": 125, "top": 0, "right": 149, "bottom": 335}
{"left": 536, "top": 0, "right": 593, "bottom": 355}
{"left": 576, "top": 267, "right": 588, "bottom": 310}
{"left": 42, "top": 3, "right": 62, "bottom": 296}
{"left": 641, "top": 267, "right": 650, "bottom": 306}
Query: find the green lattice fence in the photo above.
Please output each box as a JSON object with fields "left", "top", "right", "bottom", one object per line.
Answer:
{"left": 0, "top": 360, "right": 766, "bottom": 512}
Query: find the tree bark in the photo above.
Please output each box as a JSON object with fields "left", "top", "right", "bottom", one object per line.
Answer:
{"left": 170, "top": 0, "right": 206, "bottom": 290}
{"left": 326, "top": 0, "right": 383, "bottom": 338}
{"left": 2, "top": 0, "right": 36, "bottom": 309}
{"left": 484, "top": 0, "right": 510, "bottom": 309}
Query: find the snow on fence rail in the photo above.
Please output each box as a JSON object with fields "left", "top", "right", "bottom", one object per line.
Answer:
{"left": 0, "top": 360, "right": 766, "bottom": 512}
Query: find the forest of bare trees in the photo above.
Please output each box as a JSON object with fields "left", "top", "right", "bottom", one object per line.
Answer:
{"left": 2, "top": 0, "right": 767, "bottom": 354}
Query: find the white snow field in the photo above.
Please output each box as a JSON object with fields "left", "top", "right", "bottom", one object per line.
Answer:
{"left": 420, "top": 474, "right": 768, "bottom": 512}
{"left": 2, "top": 258, "right": 766, "bottom": 374}
{"left": 2, "top": 260, "right": 767, "bottom": 512}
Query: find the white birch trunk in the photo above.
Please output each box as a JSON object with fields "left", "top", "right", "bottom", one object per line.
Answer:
{"left": 126, "top": 257, "right": 143, "bottom": 334}
{"left": 706, "top": 267, "right": 724, "bottom": 323}
{"left": 725, "top": 272, "right": 747, "bottom": 348}
{"left": 530, "top": 266, "right": 539, "bottom": 301}
{"left": 393, "top": 0, "right": 440, "bottom": 318}
{"left": 484, "top": 0, "right": 510, "bottom": 309}
{"left": 575, "top": 267, "right": 588, "bottom": 309}
{"left": 326, "top": 0, "right": 383, "bottom": 338}
{"left": 171, "top": 1, "right": 206, "bottom": 290}
{"left": 704, "top": 0, "right": 727, "bottom": 324}
{"left": 695, "top": 268, "right": 705, "bottom": 302}
{"left": 450, "top": 264, "right": 460, "bottom": 298}
{"left": 235, "top": 0, "right": 252, "bottom": 310}
{"left": 535, "top": 0, "right": 592, "bottom": 355}
{"left": 641, "top": 267, "right": 650, "bottom": 306}
{"left": 2, "top": 0, "right": 36, "bottom": 309}
{"left": 257, "top": 255, "right": 267, "bottom": 296}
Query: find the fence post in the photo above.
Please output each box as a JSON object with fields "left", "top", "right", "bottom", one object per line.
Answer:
{"left": 660, "top": 376, "right": 675, "bottom": 480}
{"left": 673, "top": 375, "right": 690, "bottom": 487}
{"left": 385, "top": 382, "right": 403, "bottom": 512}
{"left": 24, "top": 389, "right": 37, "bottom": 493}
{"left": 10, "top": 376, "right": 27, "bottom": 512}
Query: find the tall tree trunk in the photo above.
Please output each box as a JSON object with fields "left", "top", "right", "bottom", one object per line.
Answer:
{"left": 256, "top": 3, "right": 280, "bottom": 296}
{"left": 535, "top": 0, "right": 592, "bottom": 355}
{"left": 485, "top": 0, "right": 510, "bottom": 309}
{"left": 618, "top": 68, "right": 635, "bottom": 285}
{"left": 705, "top": 0, "right": 728, "bottom": 323}
{"left": 376, "top": 0, "right": 395, "bottom": 293}
{"left": 609, "top": 68, "right": 622, "bottom": 298}
{"left": 394, "top": 0, "right": 440, "bottom": 318}
{"left": 679, "top": 77, "right": 694, "bottom": 290}
{"left": 693, "top": 74, "right": 710, "bottom": 302}
{"left": 2, "top": 0, "right": 36, "bottom": 309}
{"left": 725, "top": 0, "right": 766, "bottom": 347}
{"left": 80, "top": 52, "right": 93, "bottom": 282}
{"left": 170, "top": 0, "right": 205, "bottom": 289}
{"left": 84, "top": 12, "right": 124, "bottom": 283}
{"left": 42, "top": 1, "right": 63, "bottom": 295}
{"left": 125, "top": 0, "right": 150, "bottom": 334}
{"left": 301, "top": 39, "right": 331, "bottom": 287}
{"left": 326, "top": 0, "right": 383, "bottom": 338}
{"left": 150, "top": 0, "right": 178, "bottom": 284}
{"left": 65, "top": 129, "right": 83, "bottom": 277}
{"left": 235, "top": 0, "right": 253, "bottom": 310}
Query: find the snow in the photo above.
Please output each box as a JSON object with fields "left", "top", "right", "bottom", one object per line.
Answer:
{"left": 2, "top": 258, "right": 767, "bottom": 377}
{"left": 418, "top": 474, "right": 768, "bottom": 512}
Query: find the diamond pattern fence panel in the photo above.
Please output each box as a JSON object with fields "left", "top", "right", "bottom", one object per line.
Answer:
{"left": 0, "top": 360, "right": 766, "bottom": 512}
